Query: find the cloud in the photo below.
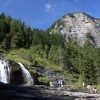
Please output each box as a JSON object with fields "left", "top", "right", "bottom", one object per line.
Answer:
{"left": 45, "top": 3, "right": 56, "bottom": 12}
{"left": 45, "top": 4, "right": 52, "bottom": 11}
{"left": 2, "top": 0, "right": 12, "bottom": 12}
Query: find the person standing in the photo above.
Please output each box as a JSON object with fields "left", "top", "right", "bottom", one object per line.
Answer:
{"left": 50, "top": 81, "right": 53, "bottom": 87}
{"left": 83, "top": 82, "right": 85, "bottom": 87}
{"left": 60, "top": 80, "right": 63, "bottom": 88}
{"left": 93, "top": 87, "right": 97, "bottom": 93}
{"left": 87, "top": 85, "right": 91, "bottom": 93}
{"left": 58, "top": 79, "right": 61, "bottom": 87}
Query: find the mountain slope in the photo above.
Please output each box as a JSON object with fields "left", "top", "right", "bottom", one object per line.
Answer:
{"left": 49, "top": 12, "right": 100, "bottom": 47}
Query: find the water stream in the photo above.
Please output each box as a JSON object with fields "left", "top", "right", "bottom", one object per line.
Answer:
{"left": 0, "top": 60, "right": 34, "bottom": 86}
{"left": 0, "top": 60, "right": 11, "bottom": 83}
{"left": 17, "top": 62, "right": 34, "bottom": 86}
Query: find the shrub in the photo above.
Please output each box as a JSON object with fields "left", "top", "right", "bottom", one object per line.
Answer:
{"left": 38, "top": 77, "right": 50, "bottom": 84}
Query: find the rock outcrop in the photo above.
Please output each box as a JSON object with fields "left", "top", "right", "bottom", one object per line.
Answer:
{"left": 33, "top": 66, "right": 64, "bottom": 79}
{"left": 49, "top": 12, "right": 100, "bottom": 47}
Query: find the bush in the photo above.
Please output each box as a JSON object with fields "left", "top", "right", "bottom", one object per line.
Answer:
{"left": 38, "top": 77, "right": 50, "bottom": 84}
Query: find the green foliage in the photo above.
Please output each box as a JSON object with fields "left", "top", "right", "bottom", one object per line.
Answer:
{"left": 72, "top": 75, "right": 83, "bottom": 89}
{"left": 38, "top": 77, "right": 50, "bottom": 83}
{"left": 0, "top": 14, "right": 33, "bottom": 50}
{"left": 9, "top": 60, "right": 21, "bottom": 71}
{"left": 82, "top": 58, "right": 97, "bottom": 85}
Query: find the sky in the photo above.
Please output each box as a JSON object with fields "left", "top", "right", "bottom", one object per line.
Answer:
{"left": 0, "top": 0, "right": 100, "bottom": 30}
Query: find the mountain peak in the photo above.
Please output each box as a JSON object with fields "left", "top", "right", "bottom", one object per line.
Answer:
{"left": 49, "top": 12, "right": 100, "bottom": 47}
{"left": 62, "top": 12, "right": 95, "bottom": 20}
{"left": 74, "top": 12, "right": 87, "bottom": 15}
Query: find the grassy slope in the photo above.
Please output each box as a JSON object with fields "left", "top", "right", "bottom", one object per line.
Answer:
{"left": 4, "top": 49, "right": 63, "bottom": 71}
{"left": 3, "top": 48, "right": 66, "bottom": 83}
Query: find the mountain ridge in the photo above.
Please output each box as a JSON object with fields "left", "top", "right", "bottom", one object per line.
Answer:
{"left": 48, "top": 12, "right": 100, "bottom": 47}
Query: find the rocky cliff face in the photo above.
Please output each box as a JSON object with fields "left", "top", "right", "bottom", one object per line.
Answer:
{"left": 49, "top": 12, "right": 100, "bottom": 47}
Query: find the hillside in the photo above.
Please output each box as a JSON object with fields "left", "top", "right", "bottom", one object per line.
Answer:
{"left": 0, "top": 12, "right": 100, "bottom": 87}
{"left": 48, "top": 12, "right": 100, "bottom": 47}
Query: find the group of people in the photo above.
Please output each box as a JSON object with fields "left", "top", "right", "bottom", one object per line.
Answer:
{"left": 58, "top": 79, "right": 63, "bottom": 88}
{"left": 83, "top": 82, "right": 98, "bottom": 93}
{"left": 50, "top": 81, "right": 98, "bottom": 93}
{"left": 49, "top": 79, "right": 64, "bottom": 88}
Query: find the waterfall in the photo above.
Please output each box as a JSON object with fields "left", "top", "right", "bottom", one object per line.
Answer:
{"left": 17, "top": 62, "right": 34, "bottom": 86}
{"left": 0, "top": 60, "right": 11, "bottom": 83}
{"left": 0, "top": 60, "right": 34, "bottom": 86}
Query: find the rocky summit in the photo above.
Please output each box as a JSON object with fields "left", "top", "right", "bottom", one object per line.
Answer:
{"left": 49, "top": 12, "right": 100, "bottom": 47}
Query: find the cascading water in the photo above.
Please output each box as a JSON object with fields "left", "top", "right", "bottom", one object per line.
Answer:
{"left": 0, "top": 60, "right": 33, "bottom": 86}
{"left": 0, "top": 60, "right": 11, "bottom": 83}
{"left": 17, "top": 62, "right": 34, "bottom": 86}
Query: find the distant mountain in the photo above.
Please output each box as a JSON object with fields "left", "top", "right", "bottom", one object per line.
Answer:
{"left": 48, "top": 12, "right": 100, "bottom": 47}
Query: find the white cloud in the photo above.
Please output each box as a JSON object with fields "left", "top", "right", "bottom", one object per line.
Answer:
{"left": 45, "top": 3, "right": 56, "bottom": 12}
{"left": 45, "top": 4, "right": 52, "bottom": 11}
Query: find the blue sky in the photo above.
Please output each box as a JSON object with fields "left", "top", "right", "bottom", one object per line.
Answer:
{"left": 0, "top": 0, "right": 100, "bottom": 30}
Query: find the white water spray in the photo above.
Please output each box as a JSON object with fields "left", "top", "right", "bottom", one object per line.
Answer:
{"left": 17, "top": 62, "right": 34, "bottom": 86}
{"left": 0, "top": 60, "right": 11, "bottom": 83}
